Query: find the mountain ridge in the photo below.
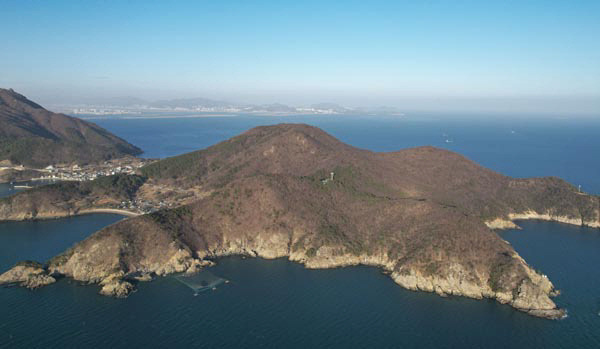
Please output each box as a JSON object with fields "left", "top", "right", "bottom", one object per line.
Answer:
{"left": 0, "top": 89, "right": 142, "bottom": 167}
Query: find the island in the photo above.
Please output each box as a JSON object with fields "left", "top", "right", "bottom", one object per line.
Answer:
{"left": 1, "top": 123, "right": 599, "bottom": 320}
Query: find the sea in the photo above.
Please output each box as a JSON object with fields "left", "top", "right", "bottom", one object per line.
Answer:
{"left": 1, "top": 112, "right": 599, "bottom": 348}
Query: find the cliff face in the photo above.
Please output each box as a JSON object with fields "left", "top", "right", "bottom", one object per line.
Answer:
{"left": 1, "top": 124, "right": 598, "bottom": 319}
{"left": 0, "top": 88, "right": 142, "bottom": 167}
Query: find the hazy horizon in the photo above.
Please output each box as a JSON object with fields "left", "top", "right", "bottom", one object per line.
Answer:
{"left": 1, "top": 0, "right": 599, "bottom": 115}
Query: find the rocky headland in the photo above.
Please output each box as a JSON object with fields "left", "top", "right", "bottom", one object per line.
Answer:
{"left": 0, "top": 261, "right": 56, "bottom": 289}
{"left": 1, "top": 124, "right": 598, "bottom": 319}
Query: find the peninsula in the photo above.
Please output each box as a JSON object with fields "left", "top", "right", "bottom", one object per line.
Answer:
{"left": 1, "top": 124, "right": 598, "bottom": 319}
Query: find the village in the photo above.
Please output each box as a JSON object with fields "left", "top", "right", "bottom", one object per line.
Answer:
{"left": 33, "top": 157, "right": 156, "bottom": 182}
{"left": 0, "top": 157, "right": 208, "bottom": 215}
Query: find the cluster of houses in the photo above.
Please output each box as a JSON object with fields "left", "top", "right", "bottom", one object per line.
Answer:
{"left": 36, "top": 158, "right": 153, "bottom": 182}
{"left": 38, "top": 164, "right": 136, "bottom": 181}
{"left": 118, "top": 199, "right": 170, "bottom": 214}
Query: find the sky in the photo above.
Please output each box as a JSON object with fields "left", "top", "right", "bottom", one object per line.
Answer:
{"left": 1, "top": 0, "right": 599, "bottom": 114}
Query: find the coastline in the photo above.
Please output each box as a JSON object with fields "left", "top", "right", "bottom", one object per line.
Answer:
{"left": 0, "top": 206, "right": 580, "bottom": 320}
{"left": 247, "top": 248, "right": 565, "bottom": 319}
{"left": 5, "top": 207, "right": 595, "bottom": 230}
{"left": 0, "top": 175, "right": 81, "bottom": 185}
{"left": 223, "top": 253, "right": 567, "bottom": 320}
{"left": 485, "top": 211, "right": 600, "bottom": 230}
{"left": 0, "top": 208, "right": 138, "bottom": 222}
{"left": 77, "top": 208, "right": 139, "bottom": 217}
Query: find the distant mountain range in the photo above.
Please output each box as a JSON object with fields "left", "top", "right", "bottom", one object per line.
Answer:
{"left": 150, "top": 97, "right": 232, "bottom": 109}
{"left": 61, "top": 96, "right": 403, "bottom": 115}
{"left": 0, "top": 89, "right": 142, "bottom": 167}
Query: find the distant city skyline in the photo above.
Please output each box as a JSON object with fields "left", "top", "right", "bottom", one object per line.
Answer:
{"left": 1, "top": 0, "right": 599, "bottom": 115}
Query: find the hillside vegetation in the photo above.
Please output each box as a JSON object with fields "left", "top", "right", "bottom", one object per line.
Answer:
{"left": 2, "top": 124, "right": 598, "bottom": 319}
{"left": 0, "top": 88, "right": 141, "bottom": 167}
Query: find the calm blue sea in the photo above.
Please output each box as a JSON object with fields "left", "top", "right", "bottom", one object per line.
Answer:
{"left": 1, "top": 113, "right": 599, "bottom": 348}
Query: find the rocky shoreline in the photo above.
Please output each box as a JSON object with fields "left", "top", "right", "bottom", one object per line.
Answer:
{"left": 486, "top": 210, "right": 600, "bottom": 230}
{"left": 0, "top": 262, "right": 56, "bottom": 289}
{"left": 2, "top": 124, "right": 598, "bottom": 321}
{"left": 0, "top": 230, "right": 566, "bottom": 319}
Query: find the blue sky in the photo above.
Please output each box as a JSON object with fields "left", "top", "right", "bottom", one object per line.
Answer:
{"left": 1, "top": 0, "right": 599, "bottom": 113}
